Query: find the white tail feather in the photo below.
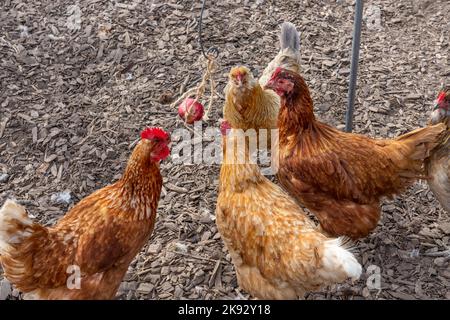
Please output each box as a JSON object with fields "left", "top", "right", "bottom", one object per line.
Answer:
{"left": 280, "top": 22, "right": 300, "bottom": 52}
{"left": 259, "top": 22, "right": 302, "bottom": 87}
{"left": 320, "top": 238, "right": 362, "bottom": 282}
{"left": 0, "top": 199, "right": 33, "bottom": 254}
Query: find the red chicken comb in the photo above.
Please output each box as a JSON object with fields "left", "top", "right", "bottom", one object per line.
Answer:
{"left": 141, "top": 127, "right": 169, "bottom": 141}
{"left": 437, "top": 91, "right": 447, "bottom": 103}
{"left": 269, "top": 67, "right": 285, "bottom": 82}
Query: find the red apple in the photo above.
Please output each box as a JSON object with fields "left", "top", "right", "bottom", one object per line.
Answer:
{"left": 178, "top": 98, "right": 204, "bottom": 124}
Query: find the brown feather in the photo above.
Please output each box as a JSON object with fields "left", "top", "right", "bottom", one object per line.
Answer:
{"left": 276, "top": 70, "right": 446, "bottom": 239}
{"left": 0, "top": 139, "right": 163, "bottom": 299}
{"left": 425, "top": 121, "right": 450, "bottom": 212}
{"left": 216, "top": 134, "right": 361, "bottom": 299}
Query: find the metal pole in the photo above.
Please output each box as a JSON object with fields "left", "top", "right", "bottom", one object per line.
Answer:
{"left": 198, "top": 0, "right": 219, "bottom": 59}
{"left": 345, "top": 0, "right": 364, "bottom": 132}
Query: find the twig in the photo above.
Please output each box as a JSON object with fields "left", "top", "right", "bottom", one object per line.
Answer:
{"left": 170, "top": 250, "right": 218, "bottom": 263}
{"left": 135, "top": 267, "right": 154, "bottom": 277}
{"left": 0, "top": 117, "right": 10, "bottom": 139}
{"left": 179, "top": 74, "right": 190, "bottom": 95}
{"left": 208, "top": 259, "right": 222, "bottom": 288}
{"left": 423, "top": 249, "right": 450, "bottom": 257}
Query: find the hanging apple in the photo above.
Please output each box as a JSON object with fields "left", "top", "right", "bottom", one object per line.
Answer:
{"left": 178, "top": 98, "right": 204, "bottom": 124}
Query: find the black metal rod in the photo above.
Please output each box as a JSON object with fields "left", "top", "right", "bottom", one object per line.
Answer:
{"left": 345, "top": 0, "right": 364, "bottom": 132}
{"left": 198, "top": 0, "right": 219, "bottom": 59}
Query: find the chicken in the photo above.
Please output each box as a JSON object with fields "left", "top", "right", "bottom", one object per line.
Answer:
{"left": 425, "top": 87, "right": 449, "bottom": 212}
{"left": 223, "top": 65, "right": 279, "bottom": 135}
{"left": 215, "top": 125, "right": 362, "bottom": 300}
{"left": 223, "top": 22, "right": 301, "bottom": 139}
{"left": 258, "top": 21, "right": 302, "bottom": 87}
{"left": 264, "top": 67, "right": 447, "bottom": 239}
{"left": 0, "top": 127, "right": 170, "bottom": 299}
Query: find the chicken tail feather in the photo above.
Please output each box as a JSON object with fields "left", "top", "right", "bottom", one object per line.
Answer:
{"left": 0, "top": 199, "right": 34, "bottom": 254}
{"left": 320, "top": 238, "right": 362, "bottom": 282}
{"left": 336, "top": 236, "right": 357, "bottom": 253}
{"left": 259, "top": 22, "right": 302, "bottom": 86}
{"left": 387, "top": 123, "right": 447, "bottom": 180}
{"left": 0, "top": 200, "right": 65, "bottom": 294}
{"left": 394, "top": 123, "right": 446, "bottom": 161}
{"left": 280, "top": 22, "right": 300, "bottom": 52}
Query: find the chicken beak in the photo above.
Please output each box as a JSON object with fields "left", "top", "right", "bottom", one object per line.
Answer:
{"left": 236, "top": 74, "right": 243, "bottom": 87}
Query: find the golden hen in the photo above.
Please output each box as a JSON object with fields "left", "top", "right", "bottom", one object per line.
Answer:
{"left": 426, "top": 87, "right": 449, "bottom": 212}
{"left": 265, "top": 68, "right": 447, "bottom": 239}
{"left": 0, "top": 127, "right": 170, "bottom": 299}
{"left": 216, "top": 125, "right": 362, "bottom": 300}
{"left": 223, "top": 22, "right": 301, "bottom": 137}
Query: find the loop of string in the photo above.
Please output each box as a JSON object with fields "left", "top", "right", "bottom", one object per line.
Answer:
{"left": 170, "top": 0, "right": 219, "bottom": 134}
{"left": 199, "top": 0, "right": 219, "bottom": 60}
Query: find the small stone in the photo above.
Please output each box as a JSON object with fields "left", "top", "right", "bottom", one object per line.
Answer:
{"left": 126, "top": 281, "right": 138, "bottom": 291}
{"left": 433, "top": 257, "right": 446, "bottom": 267}
{"left": 30, "top": 110, "right": 39, "bottom": 118}
{"left": 442, "top": 270, "right": 450, "bottom": 278}
{"left": 160, "top": 282, "right": 174, "bottom": 292}
{"left": 137, "top": 283, "right": 154, "bottom": 294}
{"left": 322, "top": 60, "right": 335, "bottom": 67}
{"left": 165, "top": 252, "right": 175, "bottom": 260}
{"left": 174, "top": 286, "right": 184, "bottom": 298}
{"left": 382, "top": 204, "right": 396, "bottom": 212}
{"left": 146, "top": 274, "right": 160, "bottom": 284}
{"left": 428, "top": 267, "right": 437, "bottom": 276}
{"left": 361, "top": 287, "right": 370, "bottom": 298}
{"left": 158, "top": 293, "right": 172, "bottom": 299}
{"left": 174, "top": 242, "right": 188, "bottom": 253}
{"left": 201, "top": 231, "right": 211, "bottom": 241}
{"left": 339, "top": 68, "right": 350, "bottom": 75}
{"left": 192, "top": 270, "right": 205, "bottom": 286}
{"left": 439, "top": 223, "right": 450, "bottom": 235}
{"left": 161, "top": 266, "right": 170, "bottom": 276}
{"left": 410, "top": 248, "right": 420, "bottom": 258}
{"left": 0, "top": 173, "right": 9, "bottom": 183}
{"left": 318, "top": 103, "right": 331, "bottom": 112}
{"left": 117, "top": 282, "right": 127, "bottom": 293}
{"left": 419, "top": 227, "right": 437, "bottom": 238}
{"left": 147, "top": 243, "right": 162, "bottom": 255}
{"left": 126, "top": 291, "right": 134, "bottom": 300}
{"left": 150, "top": 260, "right": 160, "bottom": 268}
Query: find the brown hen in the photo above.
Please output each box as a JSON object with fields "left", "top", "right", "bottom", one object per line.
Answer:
{"left": 223, "top": 22, "right": 301, "bottom": 146}
{"left": 425, "top": 87, "right": 449, "bottom": 212}
{"left": 216, "top": 127, "right": 361, "bottom": 299}
{"left": 0, "top": 127, "right": 170, "bottom": 299}
{"left": 265, "top": 68, "right": 446, "bottom": 239}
